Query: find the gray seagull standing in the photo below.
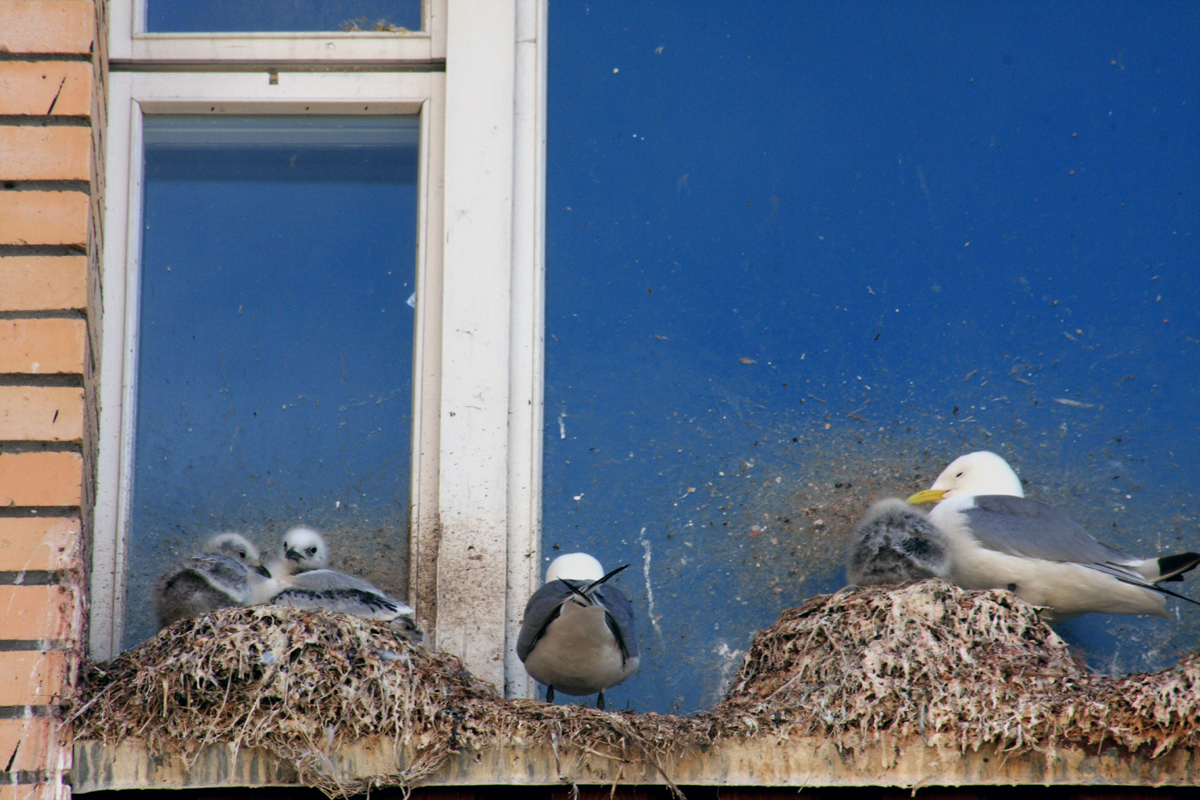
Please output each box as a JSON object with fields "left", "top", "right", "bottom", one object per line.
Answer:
{"left": 517, "top": 552, "right": 639, "bottom": 710}
{"left": 909, "top": 451, "right": 1200, "bottom": 621}
{"left": 154, "top": 532, "right": 262, "bottom": 629}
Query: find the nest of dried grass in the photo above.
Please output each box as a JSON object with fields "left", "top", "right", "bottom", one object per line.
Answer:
{"left": 71, "top": 606, "right": 684, "bottom": 796}
{"left": 72, "top": 607, "right": 501, "bottom": 793}
{"left": 693, "top": 581, "right": 1200, "bottom": 763}
{"left": 71, "top": 582, "right": 1200, "bottom": 796}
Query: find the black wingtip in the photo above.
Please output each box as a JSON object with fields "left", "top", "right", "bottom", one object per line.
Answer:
{"left": 1156, "top": 552, "right": 1200, "bottom": 583}
{"left": 1156, "top": 583, "right": 1200, "bottom": 608}
{"left": 587, "top": 563, "right": 630, "bottom": 593}
{"left": 558, "top": 578, "right": 591, "bottom": 601}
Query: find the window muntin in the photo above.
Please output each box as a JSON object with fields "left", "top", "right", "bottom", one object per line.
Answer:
{"left": 145, "top": 0, "right": 422, "bottom": 34}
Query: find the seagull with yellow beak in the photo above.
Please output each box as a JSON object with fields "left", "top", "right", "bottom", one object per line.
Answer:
{"left": 908, "top": 451, "right": 1200, "bottom": 621}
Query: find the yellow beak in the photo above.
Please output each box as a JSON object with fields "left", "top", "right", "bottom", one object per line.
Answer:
{"left": 907, "top": 489, "right": 947, "bottom": 505}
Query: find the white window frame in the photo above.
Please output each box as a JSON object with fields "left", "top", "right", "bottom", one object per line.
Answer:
{"left": 91, "top": 0, "right": 547, "bottom": 700}
{"left": 109, "top": 0, "right": 446, "bottom": 65}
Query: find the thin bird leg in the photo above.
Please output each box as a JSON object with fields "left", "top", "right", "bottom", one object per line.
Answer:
{"left": 596, "top": 690, "right": 606, "bottom": 711}
{"left": 546, "top": 685, "right": 555, "bottom": 703}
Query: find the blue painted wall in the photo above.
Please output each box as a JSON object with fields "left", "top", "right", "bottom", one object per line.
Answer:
{"left": 544, "top": 1, "right": 1200, "bottom": 713}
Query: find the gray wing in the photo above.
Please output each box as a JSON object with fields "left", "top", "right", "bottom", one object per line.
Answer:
{"left": 189, "top": 553, "right": 252, "bottom": 601}
{"left": 516, "top": 581, "right": 575, "bottom": 662}
{"left": 594, "top": 584, "right": 639, "bottom": 663}
{"left": 155, "top": 554, "right": 250, "bottom": 627}
{"left": 288, "top": 569, "right": 389, "bottom": 594}
{"left": 965, "top": 495, "right": 1140, "bottom": 577}
{"left": 272, "top": 568, "right": 413, "bottom": 619}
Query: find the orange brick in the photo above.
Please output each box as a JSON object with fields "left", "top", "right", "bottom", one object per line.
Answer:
{"left": 0, "top": 61, "right": 92, "bottom": 116}
{"left": 0, "top": 127, "right": 91, "bottom": 180}
{"left": 0, "top": 452, "right": 82, "bottom": 506}
{"left": 0, "top": 787, "right": 49, "bottom": 800}
{"left": 0, "top": 319, "right": 85, "bottom": 374}
{"left": 0, "top": 0, "right": 95, "bottom": 55}
{"left": 0, "top": 585, "right": 79, "bottom": 641}
{"left": 0, "top": 787, "right": 66, "bottom": 800}
{"left": 0, "top": 651, "right": 69, "bottom": 704}
{"left": 0, "top": 387, "right": 84, "bottom": 441}
{"left": 0, "top": 718, "right": 60, "bottom": 772}
{"left": 0, "top": 517, "right": 80, "bottom": 572}
{"left": 0, "top": 787, "right": 69, "bottom": 800}
{"left": 0, "top": 256, "right": 86, "bottom": 311}
{"left": 0, "top": 191, "right": 88, "bottom": 246}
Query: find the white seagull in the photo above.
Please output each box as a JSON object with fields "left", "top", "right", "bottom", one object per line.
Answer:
{"left": 260, "top": 527, "right": 417, "bottom": 630}
{"left": 517, "top": 552, "right": 639, "bottom": 710}
{"left": 155, "top": 532, "right": 262, "bottom": 629}
{"left": 847, "top": 498, "right": 950, "bottom": 587}
{"left": 908, "top": 451, "right": 1200, "bottom": 621}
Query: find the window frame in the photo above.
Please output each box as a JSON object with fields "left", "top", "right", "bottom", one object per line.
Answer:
{"left": 92, "top": 69, "right": 442, "bottom": 660}
{"left": 108, "top": 0, "right": 446, "bottom": 66}
{"left": 91, "top": 0, "right": 548, "bottom": 702}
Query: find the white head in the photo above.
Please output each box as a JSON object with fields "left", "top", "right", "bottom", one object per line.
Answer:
{"left": 545, "top": 552, "right": 604, "bottom": 584}
{"left": 204, "top": 532, "right": 260, "bottom": 566}
{"left": 927, "top": 451, "right": 1024, "bottom": 499}
{"left": 282, "top": 526, "right": 328, "bottom": 571}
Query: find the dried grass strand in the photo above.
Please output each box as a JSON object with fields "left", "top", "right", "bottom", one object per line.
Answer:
{"left": 70, "top": 583, "right": 1200, "bottom": 797}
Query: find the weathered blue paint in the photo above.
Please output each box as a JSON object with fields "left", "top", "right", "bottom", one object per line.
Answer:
{"left": 545, "top": 1, "right": 1200, "bottom": 713}
{"left": 124, "top": 116, "right": 418, "bottom": 649}
{"left": 146, "top": 0, "right": 421, "bottom": 33}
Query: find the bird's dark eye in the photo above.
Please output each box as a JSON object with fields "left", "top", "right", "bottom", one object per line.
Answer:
{"left": 308, "top": 547, "right": 317, "bottom": 556}
{"left": 956, "top": 472, "right": 964, "bottom": 478}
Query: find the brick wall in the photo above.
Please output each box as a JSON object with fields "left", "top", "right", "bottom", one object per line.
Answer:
{"left": 0, "top": 0, "right": 102, "bottom": 798}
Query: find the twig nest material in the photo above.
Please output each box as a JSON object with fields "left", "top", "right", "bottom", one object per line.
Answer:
{"left": 71, "top": 583, "right": 1200, "bottom": 796}
{"left": 72, "top": 606, "right": 500, "bottom": 794}
{"left": 708, "top": 581, "right": 1085, "bottom": 756}
{"left": 701, "top": 580, "right": 1200, "bottom": 762}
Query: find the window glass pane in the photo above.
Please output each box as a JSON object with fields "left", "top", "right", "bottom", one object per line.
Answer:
{"left": 546, "top": 2, "right": 1200, "bottom": 714}
{"left": 146, "top": 0, "right": 421, "bottom": 33}
{"left": 123, "top": 115, "right": 419, "bottom": 650}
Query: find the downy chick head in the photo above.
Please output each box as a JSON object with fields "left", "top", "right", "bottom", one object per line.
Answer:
{"left": 282, "top": 526, "right": 328, "bottom": 571}
{"left": 204, "top": 532, "right": 261, "bottom": 567}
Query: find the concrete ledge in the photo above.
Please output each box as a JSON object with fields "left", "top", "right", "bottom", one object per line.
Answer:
{"left": 71, "top": 737, "right": 1200, "bottom": 792}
